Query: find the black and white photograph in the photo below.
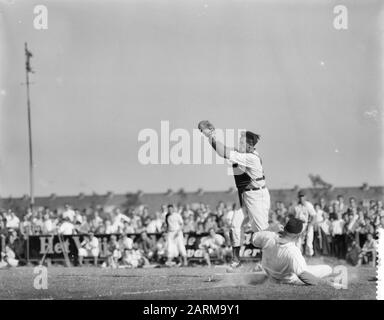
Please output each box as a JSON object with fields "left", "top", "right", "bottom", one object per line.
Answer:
{"left": 0, "top": 0, "right": 383, "bottom": 304}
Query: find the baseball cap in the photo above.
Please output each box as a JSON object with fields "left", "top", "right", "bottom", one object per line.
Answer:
{"left": 284, "top": 218, "right": 304, "bottom": 234}
{"left": 298, "top": 190, "right": 306, "bottom": 197}
{"left": 245, "top": 131, "right": 260, "bottom": 146}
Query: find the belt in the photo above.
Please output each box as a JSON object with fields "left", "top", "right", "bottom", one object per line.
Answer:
{"left": 244, "top": 186, "right": 266, "bottom": 192}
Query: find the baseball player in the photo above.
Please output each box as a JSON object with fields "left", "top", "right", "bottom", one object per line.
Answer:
{"left": 252, "top": 217, "right": 339, "bottom": 287}
{"left": 165, "top": 204, "right": 188, "bottom": 267}
{"left": 199, "top": 121, "right": 271, "bottom": 268}
{"left": 293, "top": 190, "right": 316, "bottom": 256}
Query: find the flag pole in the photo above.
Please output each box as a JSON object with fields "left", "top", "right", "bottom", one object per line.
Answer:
{"left": 24, "top": 42, "right": 34, "bottom": 210}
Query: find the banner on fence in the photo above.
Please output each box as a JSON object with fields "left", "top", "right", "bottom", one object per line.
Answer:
{"left": 27, "top": 232, "right": 260, "bottom": 263}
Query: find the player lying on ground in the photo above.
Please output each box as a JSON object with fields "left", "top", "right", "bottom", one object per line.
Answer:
{"left": 252, "top": 217, "right": 338, "bottom": 286}
{"left": 198, "top": 121, "right": 272, "bottom": 268}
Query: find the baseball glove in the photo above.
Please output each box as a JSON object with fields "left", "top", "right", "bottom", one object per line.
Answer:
{"left": 198, "top": 120, "right": 215, "bottom": 138}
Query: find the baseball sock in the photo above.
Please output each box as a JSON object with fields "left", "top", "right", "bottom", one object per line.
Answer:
{"left": 232, "top": 246, "right": 240, "bottom": 262}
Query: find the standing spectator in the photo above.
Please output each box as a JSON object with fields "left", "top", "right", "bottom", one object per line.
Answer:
{"left": 42, "top": 211, "right": 55, "bottom": 234}
{"left": 319, "top": 197, "right": 329, "bottom": 213}
{"left": 146, "top": 212, "right": 163, "bottom": 233}
{"left": 5, "top": 210, "right": 20, "bottom": 230}
{"left": 318, "top": 212, "right": 332, "bottom": 256}
{"left": 331, "top": 212, "right": 345, "bottom": 259}
{"left": 122, "top": 220, "right": 135, "bottom": 234}
{"left": 105, "top": 220, "right": 115, "bottom": 234}
{"left": 58, "top": 217, "right": 76, "bottom": 235}
{"left": 90, "top": 211, "right": 103, "bottom": 232}
{"left": 20, "top": 215, "right": 32, "bottom": 236}
{"left": 62, "top": 204, "right": 75, "bottom": 222}
{"left": 336, "top": 195, "right": 346, "bottom": 214}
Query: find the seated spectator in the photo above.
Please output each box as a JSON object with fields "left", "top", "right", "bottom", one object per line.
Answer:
{"left": 199, "top": 228, "right": 226, "bottom": 267}
{"left": 183, "top": 215, "right": 196, "bottom": 233}
{"left": 345, "top": 240, "right": 361, "bottom": 266}
{"left": 121, "top": 246, "right": 148, "bottom": 268}
{"left": 153, "top": 234, "right": 167, "bottom": 263}
{"left": 196, "top": 222, "right": 205, "bottom": 234}
{"left": 104, "top": 235, "right": 121, "bottom": 269}
{"left": 0, "top": 245, "right": 19, "bottom": 268}
{"left": 358, "top": 233, "right": 377, "bottom": 266}
{"left": 204, "top": 215, "right": 218, "bottom": 232}
{"left": 138, "top": 231, "right": 157, "bottom": 261}
{"left": 78, "top": 232, "right": 100, "bottom": 266}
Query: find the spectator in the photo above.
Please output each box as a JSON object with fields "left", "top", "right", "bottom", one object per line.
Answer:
{"left": 5, "top": 210, "right": 20, "bottom": 230}
{"left": 104, "top": 235, "right": 121, "bottom": 268}
{"left": 358, "top": 233, "right": 377, "bottom": 266}
{"left": 42, "top": 211, "right": 55, "bottom": 234}
{"left": 146, "top": 212, "right": 163, "bottom": 234}
{"left": 345, "top": 240, "right": 361, "bottom": 266}
{"left": 90, "top": 211, "right": 103, "bottom": 232}
{"left": 119, "top": 233, "right": 133, "bottom": 250}
{"left": 331, "top": 212, "right": 345, "bottom": 259}
{"left": 62, "top": 204, "right": 75, "bottom": 222}
{"left": 137, "top": 231, "right": 158, "bottom": 261}
{"left": 78, "top": 232, "right": 99, "bottom": 266}
{"left": 200, "top": 228, "right": 227, "bottom": 267}
{"left": 58, "top": 217, "right": 76, "bottom": 235}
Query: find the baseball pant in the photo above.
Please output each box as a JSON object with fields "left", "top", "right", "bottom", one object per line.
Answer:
{"left": 289, "top": 265, "right": 333, "bottom": 285}
{"left": 229, "top": 208, "right": 245, "bottom": 247}
{"left": 242, "top": 188, "right": 270, "bottom": 233}
{"left": 166, "top": 231, "right": 187, "bottom": 258}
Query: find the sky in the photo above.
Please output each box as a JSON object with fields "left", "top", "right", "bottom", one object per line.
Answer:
{"left": 0, "top": 0, "right": 383, "bottom": 197}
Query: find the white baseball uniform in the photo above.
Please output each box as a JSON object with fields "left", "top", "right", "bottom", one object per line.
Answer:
{"left": 166, "top": 212, "right": 187, "bottom": 258}
{"left": 225, "top": 208, "right": 245, "bottom": 247}
{"left": 229, "top": 150, "right": 271, "bottom": 234}
{"left": 294, "top": 201, "right": 316, "bottom": 256}
{"left": 253, "top": 231, "right": 332, "bottom": 285}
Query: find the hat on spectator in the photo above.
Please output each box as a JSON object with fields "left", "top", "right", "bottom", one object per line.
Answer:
{"left": 284, "top": 218, "right": 303, "bottom": 234}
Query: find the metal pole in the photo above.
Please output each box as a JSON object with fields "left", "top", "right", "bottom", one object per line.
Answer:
{"left": 24, "top": 42, "right": 34, "bottom": 209}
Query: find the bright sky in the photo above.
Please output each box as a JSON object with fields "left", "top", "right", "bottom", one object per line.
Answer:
{"left": 0, "top": 0, "right": 383, "bottom": 197}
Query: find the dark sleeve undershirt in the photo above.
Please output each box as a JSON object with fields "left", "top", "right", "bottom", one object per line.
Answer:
{"left": 298, "top": 271, "right": 320, "bottom": 286}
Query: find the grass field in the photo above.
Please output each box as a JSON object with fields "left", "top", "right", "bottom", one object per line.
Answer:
{"left": 0, "top": 257, "right": 376, "bottom": 300}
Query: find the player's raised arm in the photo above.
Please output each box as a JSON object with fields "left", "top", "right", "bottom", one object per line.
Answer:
{"left": 198, "top": 120, "right": 234, "bottom": 159}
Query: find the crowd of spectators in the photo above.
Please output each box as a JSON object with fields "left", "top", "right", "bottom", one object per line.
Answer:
{"left": 0, "top": 194, "right": 382, "bottom": 268}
